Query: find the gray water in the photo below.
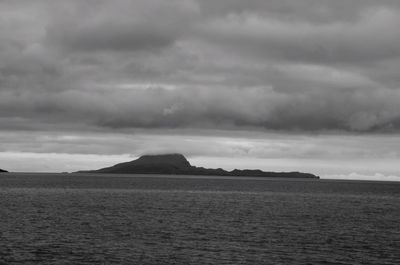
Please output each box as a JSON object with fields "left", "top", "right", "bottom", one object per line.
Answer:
{"left": 0, "top": 173, "right": 399, "bottom": 264}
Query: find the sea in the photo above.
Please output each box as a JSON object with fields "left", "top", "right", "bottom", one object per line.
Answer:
{"left": 0, "top": 173, "right": 399, "bottom": 265}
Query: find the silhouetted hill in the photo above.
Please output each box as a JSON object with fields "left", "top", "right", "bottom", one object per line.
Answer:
{"left": 80, "top": 154, "right": 319, "bottom": 179}
{"left": 93, "top": 154, "right": 191, "bottom": 174}
{"left": 0, "top": 168, "right": 8, "bottom": 173}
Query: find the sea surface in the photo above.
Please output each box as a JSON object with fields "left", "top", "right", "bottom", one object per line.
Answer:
{"left": 0, "top": 173, "right": 399, "bottom": 265}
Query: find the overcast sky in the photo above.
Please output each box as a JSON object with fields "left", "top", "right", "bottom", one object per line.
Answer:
{"left": 1, "top": 0, "right": 400, "bottom": 180}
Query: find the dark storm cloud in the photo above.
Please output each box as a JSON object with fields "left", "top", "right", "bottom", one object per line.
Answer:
{"left": 44, "top": 0, "right": 195, "bottom": 52}
{"left": 49, "top": 24, "right": 174, "bottom": 52}
{"left": 1, "top": 0, "right": 400, "bottom": 133}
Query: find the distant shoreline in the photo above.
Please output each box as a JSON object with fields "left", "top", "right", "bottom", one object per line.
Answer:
{"left": 3, "top": 172, "right": 400, "bottom": 183}
{"left": 79, "top": 154, "right": 320, "bottom": 179}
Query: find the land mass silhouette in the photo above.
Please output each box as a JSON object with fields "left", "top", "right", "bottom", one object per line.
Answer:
{"left": 0, "top": 168, "right": 7, "bottom": 173}
{"left": 79, "top": 154, "right": 319, "bottom": 179}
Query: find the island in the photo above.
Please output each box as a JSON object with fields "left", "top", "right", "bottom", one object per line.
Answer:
{"left": 79, "top": 153, "right": 319, "bottom": 179}
{"left": 0, "top": 168, "right": 8, "bottom": 173}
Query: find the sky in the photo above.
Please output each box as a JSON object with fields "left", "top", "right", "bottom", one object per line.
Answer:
{"left": 1, "top": 0, "right": 400, "bottom": 181}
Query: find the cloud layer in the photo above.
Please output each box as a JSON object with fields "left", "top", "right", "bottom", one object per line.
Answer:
{"left": 1, "top": 0, "right": 400, "bottom": 133}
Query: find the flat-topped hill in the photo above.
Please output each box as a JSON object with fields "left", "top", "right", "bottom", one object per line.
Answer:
{"left": 93, "top": 153, "right": 191, "bottom": 174}
{"left": 80, "top": 154, "right": 319, "bottom": 179}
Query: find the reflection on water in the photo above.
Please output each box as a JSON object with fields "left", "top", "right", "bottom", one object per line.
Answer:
{"left": 0, "top": 173, "right": 399, "bottom": 264}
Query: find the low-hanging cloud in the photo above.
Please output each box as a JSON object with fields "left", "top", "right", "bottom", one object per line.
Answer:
{"left": 1, "top": 85, "right": 400, "bottom": 132}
